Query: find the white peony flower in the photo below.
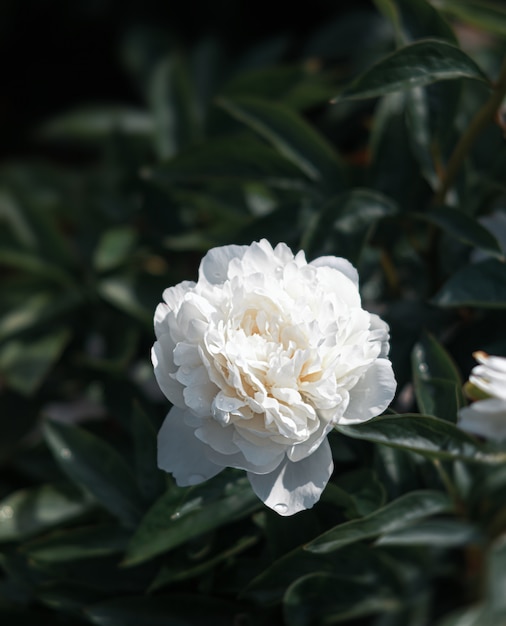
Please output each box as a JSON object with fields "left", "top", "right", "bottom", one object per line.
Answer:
{"left": 152, "top": 240, "right": 397, "bottom": 515}
{"left": 458, "top": 351, "right": 506, "bottom": 441}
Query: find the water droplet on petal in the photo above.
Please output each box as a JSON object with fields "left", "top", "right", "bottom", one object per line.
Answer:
{"left": 188, "top": 474, "right": 205, "bottom": 484}
{"left": 274, "top": 503, "right": 288, "bottom": 514}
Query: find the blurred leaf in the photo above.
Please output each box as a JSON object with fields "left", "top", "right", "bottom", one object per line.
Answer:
{"left": 303, "top": 188, "right": 398, "bottom": 264}
{"left": 405, "top": 86, "right": 439, "bottom": 188}
{"left": 283, "top": 572, "right": 400, "bottom": 625}
{"left": 0, "top": 248, "right": 74, "bottom": 287}
{"left": 222, "top": 65, "right": 333, "bottom": 110}
{"left": 0, "top": 328, "right": 70, "bottom": 395}
{"left": 418, "top": 207, "right": 504, "bottom": 259}
{"left": 437, "top": 606, "right": 500, "bottom": 626}
{"left": 23, "top": 523, "right": 129, "bottom": 563}
{"left": 368, "top": 92, "right": 427, "bottom": 208}
{"left": 217, "top": 96, "right": 345, "bottom": 192}
{"left": 411, "top": 331, "right": 464, "bottom": 421}
{"left": 0, "top": 183, "right": 74, "bottom": 267}
{"left": 0, "top": 483, "right": 94, "bottom": 543}
{"left": 39, "top": 107, "right": 153, "bottom": 141}
{"left": 375, "top": 0, "right": 456, "bottom": 46}
{"left": 376, "top": 518, "right": 478, "bottom": 546}
{"left": 149, "top": 54, "right": 201, "bottom": 160}
{"left": 93, "top": 227, "right": 138, "bottom": 272}
{"left": 0, "top": 290, "right": 82, "bottom": 343}
{"left": 97, "top": 275, "right": 153, "bottom": 325}
{"left": 433, "top": 0, "right": 506, "bottom": 37}
{"left": 124, "top": 472, "right": 260, "bottom": 566}
{"left": 332, "top": 468, "right": 387, "bottom": 518}
{"left": 305, "top": 490, "right": 451, "bottom": 553}
{"left": 432, "top": 259, "right": 506, "bottom": 308}
{"left": 130, "top": 404, "right": 166, "bottom": 503}
{"left": 335, "top": 39, "right": 489, "bottom": 101}
{"left": 243, "top": 541, "right": 399, "bottom": 606}
{"left": 147, "top": 136, "right": 309, "bottom": 188}
{"left": 336, "top": 413, "right": 506, "bottom": 463}
{"left": 44, "top": 421, "right": 144, "bottom": 527}
{"left": 304, "top": 9, "right": 392, "bottom": 63}
{"left": 85, "top": 594, "right": 238, "bottom": 626}
{"left": 487, "top": 535, "right": 506, "bottom": 614}
{"left": 149, "top": 534, "right": 258, "bottom": 590}
{"left": 0, "top": 393, "right": 38, "bottom": 464}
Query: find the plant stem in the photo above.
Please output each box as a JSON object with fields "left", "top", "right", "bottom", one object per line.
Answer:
{"left": 436, "top": 56, "right": 506, "bottom": 205}
{"left": 433, "top": 459, "right": 463, "bottom": 513}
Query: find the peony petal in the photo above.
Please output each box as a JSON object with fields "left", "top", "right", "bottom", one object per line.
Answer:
{"left": 154, "top": 303, "right": 170, "bottom": 339}
{"left": 162, "top": 281, "right": 196, "bottom": 311}
{"left": 310, "top": 256, "right": 359, "bottom": 287}
{"left": 157, "top": 407, "right": 223, "bottom": 486}
{"left": 368, "top": 313, "right": 391, "bottom": 358}
{"left": 312, "top": 265, "right": 361, "bottom": 308}
{"left": 234, "top": 431, "right": 285, "bottom": 467}
{"left": 458, "top": 398, "right": 506, "bottom": 441}
{"left": 205, "top": 447, "right": 284, "bottom": 475}
{"left": 199, "top": 244, "right": 248, "bottom": 284}
{"left": 287, "top": 421, "right": 334, "bottom": 463}
{"left": 195, "top": 420, "right": 239, "bottom": 455}
{"left": 247, "top": 439, "right": 333, "bottom": 515}
{"left": 341, "top": 359, "right": 396, "bottom": 424}
{"left": 152, "top": 336, "right": 185, "bottom": 408}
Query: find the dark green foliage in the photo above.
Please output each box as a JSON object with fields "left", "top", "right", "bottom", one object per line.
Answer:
{"left": 2, "top": 1, "right": 506, "bottom": 624}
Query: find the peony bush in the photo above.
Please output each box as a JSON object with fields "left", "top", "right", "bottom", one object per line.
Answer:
{"left": 1, "top": 1, "right": 506, "bottom": 625}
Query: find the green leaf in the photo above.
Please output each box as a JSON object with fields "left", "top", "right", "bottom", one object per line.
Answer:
{"left": 43, "top": 421, "right": 144, "bottom": 527}
{"left": 411, "top": 331, "right": 464, "bottom": 421}
{"left": 303, "top": 188, "right": 398, "bottom": 264}
{"left": 331, "top": 468, "right": 386, "bottom": 518}
{"left": 336, "top": 413, "right": 506, "bottom": 464}
{"left": 433, "top": 0, "right": 506, "bottom": 37}
{"left": 147, "top": 136, "right": 309, "bottom": 188}
{"left": 149, "top": 54, "right": 201, "bottom": 159}
{"left": 221, "top": 65, "right": 333, "bottom": 110}
{"left": 376, "top": 0, "right": 460, "bottom": 186}
{"left": 487, "top": 535, "right": 506, "bottom": 613}
{"left": 149, "top": 534, "right": 258, "bottom": 591}
{"left": 375, "top": 518, "right": 478, "bottom": 546}
{"left": 0, "top": 393, "right": 38, "bottom": 463}
{"left": 97, "top": 275, "right": 153, "bottom": 325}
{"left": 0, "top": 328, "right": 70, "bottom": 395}
{"left": 22, "top": 523, "right": 130, "bottom": 563}
{"left": 130, "top": 404, "right": 166, "bottom": 503}
{"left": 0, "top": 483, "right": 95, "bottom": 543}
{"left": 335, "top": 39, "right": 489, "bottom": 101}
{"left": 93, "top": 227, "right": 138, "bottom": 272}
{"left": 283, "top": 572, "right": 400, "bottom": 626}
{"left": 432, "top": 259, "right": 506, "bottom": 308}
{"left": 437, "top": 606, "right": 497, "bottom": 626}
{"left": 124, "top": 471, "right": 260, "bottom": 566}
{"left": 0, "top": 290, "right": 82, "bottom": 343}
{"left": 305, "top": 490, "right": 452, "bottom": 553}
{"left": 417, "top": 207, "right": 504, "bottom": 259}
{"left": 0, "top": 248, "right": 74, "bottom": 287}
{"left": 39, "top": 107, "right": 154, "bottom": 141}
{"left": 85, "top": 594, "right": 238, "bottom": 626}
{"left": 217, "top": 96, "right": 344, "bottom": 192}
{"left": 243, "top": 542, "right": 397, "bottom": 606}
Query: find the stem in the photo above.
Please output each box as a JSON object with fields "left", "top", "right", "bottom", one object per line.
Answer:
{"left": 436, "top": 56, "right": 506, "bottom": 205}
{"left": 433, "top": 459, "right": 462, "bottom": 513}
